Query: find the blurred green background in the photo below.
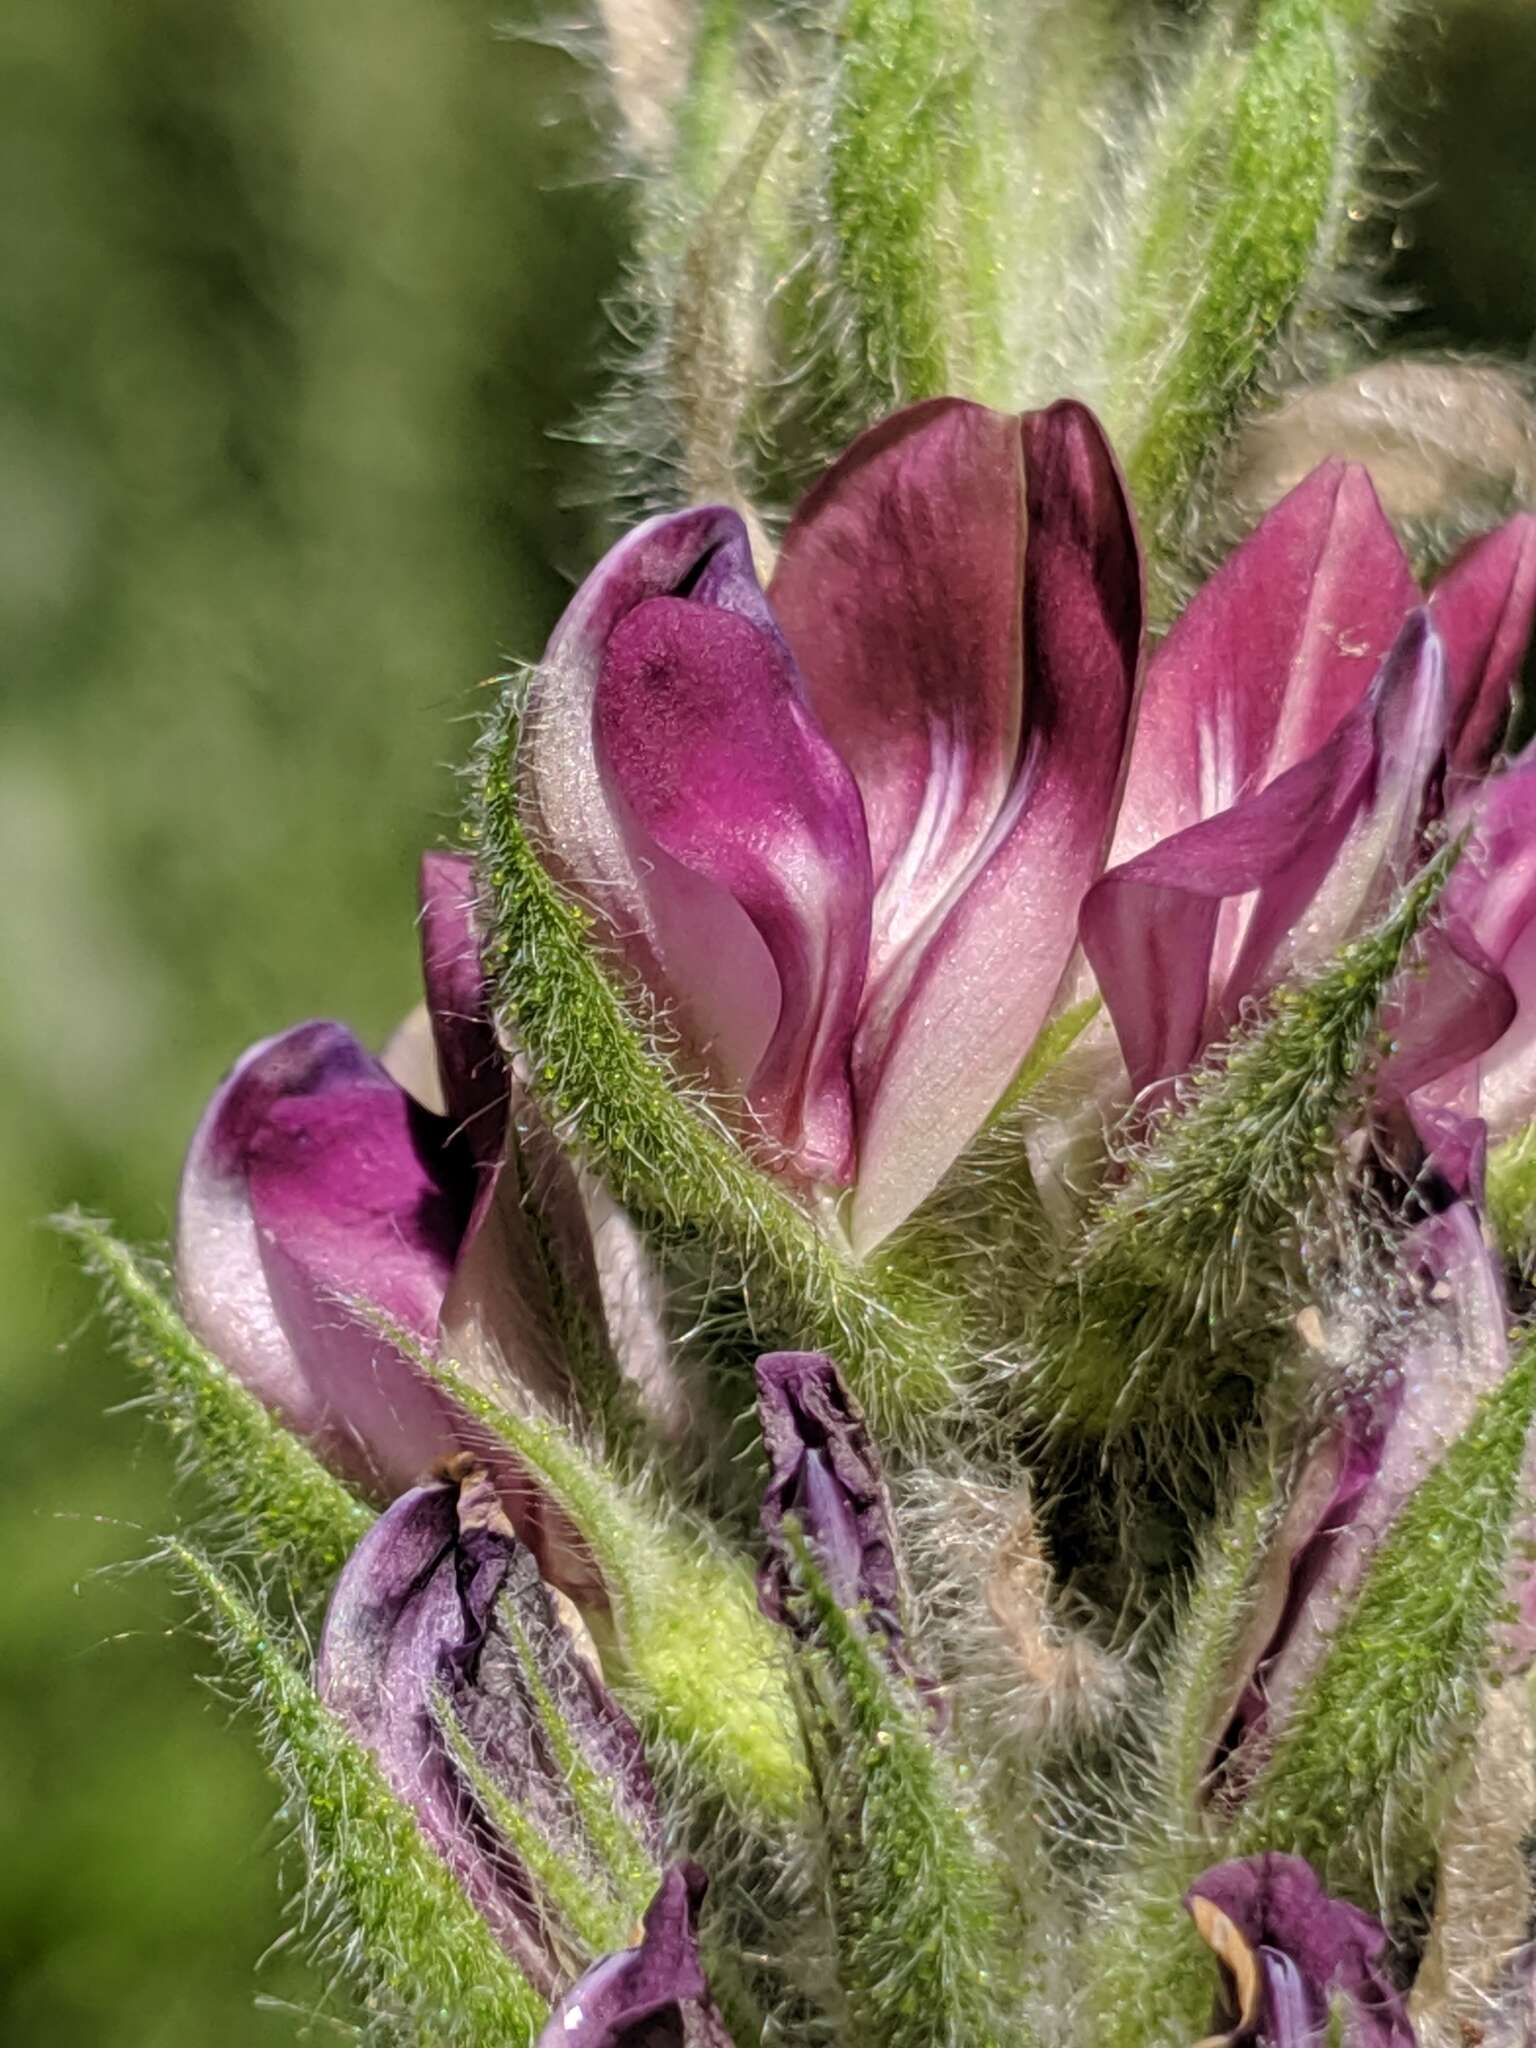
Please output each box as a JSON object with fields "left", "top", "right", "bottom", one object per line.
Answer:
{"left": 4, "top": 1, "right": 1536, "bottom": 2039}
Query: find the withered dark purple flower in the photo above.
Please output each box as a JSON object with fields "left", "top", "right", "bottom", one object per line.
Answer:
{"left": 1186, "top": 1853, "right": 1414, "bottom": 2047}
{"left": 318, "top": 1458, "right": 661, "bottom": 1996}
{"left": 536, "top": 1862, "right": 735, "bottom": 2048}
{"left": 753, "top": 1350, "right": 938, "bottom": 1711}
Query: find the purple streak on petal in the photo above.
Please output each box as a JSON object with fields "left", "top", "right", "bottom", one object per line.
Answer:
{"left": 1083, "top": 615, "right": 1445, "bottom": 1095}
{"left": 319, "top": 1466, "right": 660, "bottom": 1996}
{"left": 1255, "top": 1204, "right": 1510, "bottom": 1740}
{"left": 177, "top": 1021, "right": 475, "bottom": 1493}
{"left": 769, "top": 399, "right": 1034, "bottom": 971}
{"left": 536, "top": 1864, "right": 735, "bottom": 2048}
{"left": 593, "top": 593, "right": 872, "bottom": 1183}
{"left": 1186, "top": 1854, "right": 1413, "bottom": 2048}
{"left": 419, "top": 851, "right": 506, "bottom": 1168}
{"left": 1430, "top": 513, "right": 1536, "bottom": 780}
{"left": 840, "top": 401, "right": 1143, "bottom": 1250}
{"left": 1113, "top": 462, "right": 1417, "bottom": 867}
{"left": 523, "top": 507, "right": 805, "bottom": 1099}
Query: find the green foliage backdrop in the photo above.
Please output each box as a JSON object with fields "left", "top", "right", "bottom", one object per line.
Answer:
{"left": 3, "top": 0, "right": 1534, "bottom": 2038}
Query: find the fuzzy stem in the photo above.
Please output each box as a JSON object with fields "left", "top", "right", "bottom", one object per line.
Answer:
{"left": 62, "top": 1213, "right": 373, "bottom": 1616}
{"left": 825, "top": 0, "right": 1003, "bottom": 408}
{"left": 786, "top": 1530, "right": 1017, "bottom": 2048}
{"left": 1238, "top": 1326, "right": 1536, "bottom": 1901}
{"left": 171, "top": 1541, "right": 546, "bottom": 2042}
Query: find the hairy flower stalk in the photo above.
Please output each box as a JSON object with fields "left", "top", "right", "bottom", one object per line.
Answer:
{"left": 74, "top": 4, "right": 1536, "bottom": 2044}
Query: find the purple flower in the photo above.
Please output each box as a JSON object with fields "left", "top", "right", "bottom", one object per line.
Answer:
{"left": 521, "top": 399, "right": 1142, "bottom": 1251}
{"left": 524, "top": 407, "right": 1536, "bottom": 1244}
{"left": 175, "top": 851, "right": 645, "bottom": 1596}
{"left": 318, "top": 1457, "right": 662, "bottom": 1996}
{"left": 1083, "top": 468, "right": 1536, "bottom": 1100}
{"left": 536, "top": 1863, "right": 735, "bottom": 2048}
{"left": 1185, "top": 1853, "right": 1414, "bottom": 2047}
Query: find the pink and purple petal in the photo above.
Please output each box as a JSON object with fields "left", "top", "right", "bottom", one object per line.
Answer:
{"left": 841, "top": 401, "right": 1142, "bottom": 1248}
{"left": 1083, "top": 614, "right": 1445, "bottom": 1095}
{"left": 319, "top": 1464, "right": 660, "bottom": 1995}
{"left": 593, "top": 591, "right": 872, "bottom": 1183}
{"left": 521, "top": 506, "right": 796, "bottom": 1090}
{"left": 769, "top": 399, "right": 1035, "bottom": 970}
{"left": 176, "top": 1020, "right": 475, "bottom": 1494}
{"left": 1429, "top": 512, "right": 1536, "bottom": 780}
{"left": 419, "top": 850, "right": 507, "bottom": 1166}
{"left": 1429, "top": 756, "right": 1536, "bottom": 1142}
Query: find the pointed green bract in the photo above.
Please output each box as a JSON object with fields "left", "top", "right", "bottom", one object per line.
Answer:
{"left": 474, "top": 693, "right": 964, "bottom": 1443}
{"left": 61, "top": 1212, "right": 373, "bottom": 1615}
{"left": 784, "top": 1531, "right": 1015, "bottom": 2048}
{"left": 433, "top": 1698, "right": 644, "bottom": 1963}
{"left": 1237, "top": 1328, "right": 1536, "bottom": 1901}
{"left": 1034, "top": 847, "right": 1455, "bottom": 1439}
{"left": 1077, "top": 1472, "right": 1277, "bottom": 2048}
{"left": 1107, "top": 0, "right": 1373, "bottom": 601}
{"left": 825, "top": 0, "right": 1004, "bottom": 409}
{"left": 170, "top": 1542, "right": 546, "bottom": 2043}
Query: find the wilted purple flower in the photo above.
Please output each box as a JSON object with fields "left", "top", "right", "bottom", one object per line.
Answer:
{"left": 754, "top": 1350, "right": 942, "bottom": 1717}
{"left": 1185, "top": 1853, "right": 1414, "bottom": 2048}
{"left": 521, "top": 398, "right": 1142, "bottom": 1252}
{"left": 1082, "top": 467, "right": 1536, "bottom": 1100}
{"left": 1210, "top": 1202, "right": 1521, "bottom": 1790}
{"left": 536, "top": 1862, "right": 735, "bottom": 2048}
{"left": 318, "top": 1457, "right": 662, "bottom": 1995}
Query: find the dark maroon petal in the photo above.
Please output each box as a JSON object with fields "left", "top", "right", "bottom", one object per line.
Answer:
{"left": 777, "top": 399, "right": 1140, "bottom": 1248}
{"left": 1113, "top": 462, "right": 1417, "bottom": 866}
{"left": 319, "top": 1464, "right": 661, "bottom": 1996}
{"left": 1186, "top": 1854, "right": 1413, "bottom": 2048}
{"left": 1430, "top": 513, "right": 1536, "bottom": 780}
{"left": 177, "top": 1020, "right": 476, "bottom": 1493}
{"left": 536, "top": 1864, "right": 735, "bottom": 2048}
{"left": 593, "top": 591, "right": 872, "bottom": 1184}
{"left": 754, "top": 1352, "right": 940, "bottom": 1713}
{"left": 419, "top": 850, "right": 507, "bottom": 1167}
{"left": 1083, "top": 614, "right": 1445, "bottom": 1094}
